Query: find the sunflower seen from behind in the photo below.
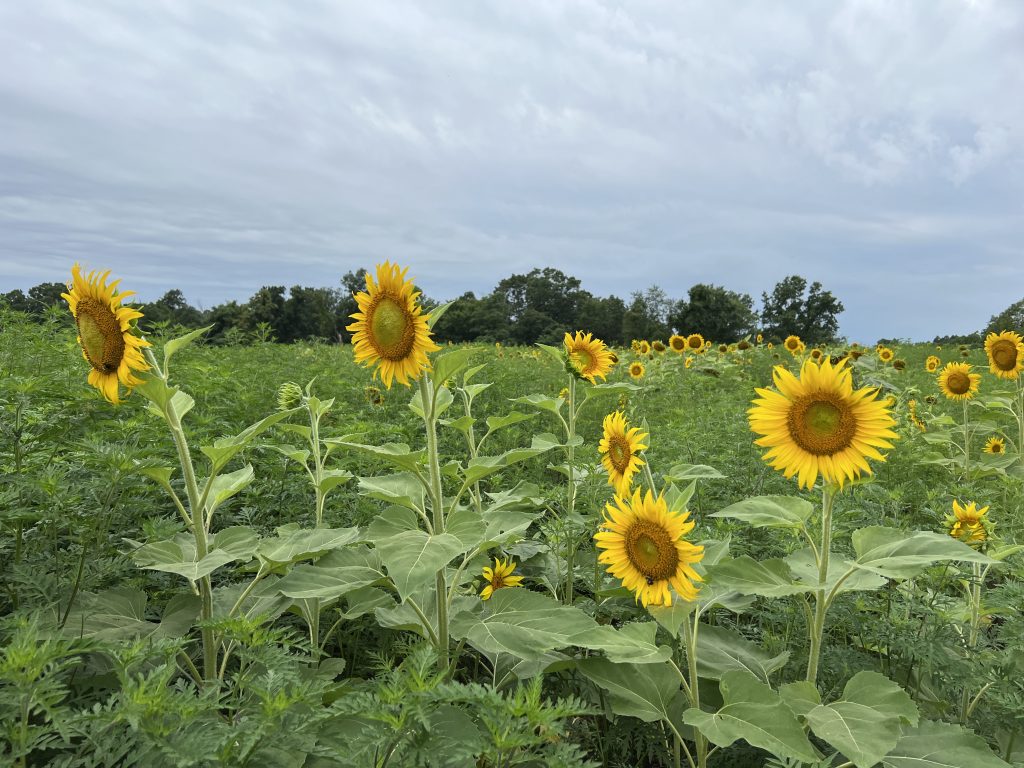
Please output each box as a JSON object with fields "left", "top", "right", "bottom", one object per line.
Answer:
{"left": 347, "top": 262, "right": 439, "bottom": 389}
{"left": 938, "top": 362, "right": 980, "bottom": 401}
{"left": 62, "top": 264, "right": 150, "bottom": 404}
{"left": 564, "top": 331, "right": 614, "bottom": 384}
{"left": 594, "top": 488, "right": 703, "bottom": 607}
{"left": 984, "top": 330, "right": 1024, "bottom": 380}
{"left": 599, "top": 411, "right": 648, "bottom": 496}
{"left": 748, "top": 357, "right": 898, "bottom": 489}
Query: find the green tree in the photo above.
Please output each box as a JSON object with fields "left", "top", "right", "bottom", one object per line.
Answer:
{"left": 985, "top": 297, "right": 1024, "bottom": 335}
{"left": 669, "top": 284, "right": 756, "bottom": 342}
{"left": 761, "top": 275, "right": 844, "bottom": 343}
{"left": 432, "top": 292, "right": 510, "bottom": 343}
{"left": 141, "top": 289, "right": 203, "bottom": 330}
{"left": 489, "top": 268, "right": 587, "bottom": 344}
{"left": 280, "top": 286, "right": 340, "bottom": 342}
{"left": 244, "top": 286, "right": 287, "bottom": 337}
{"left": 576, "top": 295, "right": 627, "bottom": 345}
{"left": 336, "top": 269, "right": 367, "bottom": 342}
{"left": 622, "top": 286, "right": 671, "bottom": 342}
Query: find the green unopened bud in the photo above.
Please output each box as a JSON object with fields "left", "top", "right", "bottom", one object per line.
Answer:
{"left": 277, "top": 381, "right": 303, "bottom": 410}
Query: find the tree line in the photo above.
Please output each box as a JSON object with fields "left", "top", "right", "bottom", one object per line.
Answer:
{"left": 3, "top": 270, "right": 1020, "bottom": 346}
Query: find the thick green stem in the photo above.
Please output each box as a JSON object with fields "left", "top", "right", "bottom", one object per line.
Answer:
{"left": 960, "top": 561, "right": 983, "bottom": 725}
{"left": 805, "top": 484, "right": 836, "bottom": 685}
{"left": 565, "top": 376, "right": 578, "bottom": 604}
{"left": 962, "top": 399, "right": 971, "bottom": 478}
{"left": 682, "top": 613, "right": 708, "bottom": 768}
{"left": 419, "top": 376, "right": 449, "bottom": 671}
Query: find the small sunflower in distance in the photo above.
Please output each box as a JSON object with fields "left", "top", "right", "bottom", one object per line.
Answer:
{"left": 984, "top": 436, "right": 1006, "bottom": 456}
{"left": 564, "top": 331, "right": 614, "bottom": 383}
{"left": 62, "top": 264, "right": 150, "bottom": 404}
{"left": 348, "top": 262, "right": 440, "bottom": 389}
{"left": 809, "top": 348, "right": 823, "bottom": 361}
{"left": 480, "top": 557, "right": 523, "bottom": 600}
{"left": 686, "top": 333, "right": 705, "bottom": 352}
{"left": 629, "top": 361, "right": 645, "bottom": 380}
{"left": 599, "top": 411, "right": 648, "bottom": 495}
{"left": 984, "top": 331, "right": 1024, "bottom": 380}
{"left": 756, "top": 334, "right": 764, "bottom": 344}
{"left": 748, "top": 357, "right": 898, "bottom": 489}
{"left": 925, "top": 355, "right": 940, "bottom": 372}
{"left": 784, "top": 335, "right": 803, "bottom": 355}
{"left": 669, "top": 334, "right": 686, "bottom": 353}
{"left": 638, "top": 340, "right": 651, "bottom": 355}
{"left": 877, "top": 347, "right": 894, "bottom": 363}
{"left": 718, "top": 344, "right": 728, "bottom": 354}
{"left": 594, "top": 489, "right": 704, "bottom": 607}
{"left": 938, "top": 362, "right": 981, "bottom": 401}
{"left": 946, "top": 500, "right": 991, "bottom": 546}
{"left": 652, "top": 340, "right": 666, "bottom": 354}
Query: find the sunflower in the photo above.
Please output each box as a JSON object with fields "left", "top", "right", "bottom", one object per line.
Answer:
{"left": 638, "top": 340, "right": 651, "bottom": 355}
{"left": 756, "top": 334, "right": 763, "bottom": 344}
{"left": 738, "top": 340, "right": 751, "bottom": 351}
{"left": 984, "top": 331, "right": 1024, "bottom": 380}
{"left": 877, "top": 347, "right": 894, "bottom": 363}
{"left": 599, "top": 411, "right": 648, "bottom": 495}
{"left": 893, "top": 359, "right": 906, "bottom": 371}
{"left": 684, "top": 357, "right": 693, "bottom": 369}
{"left": 347, "top": 262, "right": 439, "bottom": 389}
{"left": 686, "top": 334, "right": 705, "bottom": 352}
{"left": 748, "top": 358, "right": 898, "bottom": 489}
{"left": 946, "top": 500, "right": 990, "bottom": 546}
{"left": 669, "top": 334, "right": 686, "bottom": 353}
{"left": 984, "top": 436, "right": 1006, "bottom": 455}
{"left": 938, "top": 362, "right": 980, "bottom": 401}
{"left": 61, "top": 264, "right": 150, "bottom": 404}
{"left": 480, "top": 557, "right": 524, "bottom": 600}
{"left": 718, "top": 344, "right": 728, "bottom": 353}
{"left": 784, "top": 335, "right": 803, "bottom": 354}
{"left": 767, "top": 342, "right": 774, "bottom": 350}
{"left": 594, "top": 489, "right": 704, "bottom": 607}
{"left": 810, "top": 348, "right": 823, "bottom": 361}
{"left": 925, "top": 355, "right": 940, "bottom": 372}
{"left": 650, "top": 340, "right": 665, "bottom": 354}
{"left": 564, "top": 331, "right": 614, "bottom": 383}
{"left": 629, "top": 361, "right": 645, "bottom": 380}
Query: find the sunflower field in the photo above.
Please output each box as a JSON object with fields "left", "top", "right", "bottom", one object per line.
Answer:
{"left": 1, "top": 263, "right": 1024, "bottom": 768}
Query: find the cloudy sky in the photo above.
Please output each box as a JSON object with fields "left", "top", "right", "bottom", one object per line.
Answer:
{"left": 1, "top": 0, "right": 1021, "bottom": 342}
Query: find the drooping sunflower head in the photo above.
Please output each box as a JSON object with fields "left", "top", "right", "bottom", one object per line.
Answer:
{"left": 480, "top": 557, "right": 524, "bottom": 600}
{"left": 738, "top": 340, "right": 751, "bottom": 351}
{"left": 878, "top": 347, "right": 894, "bottom": 363}
{"left": 984, "top": 331, "right": 1024, "bottom": 380}
{"left": 686, "top": 333, "right": 705, "bottom": 351}
{"left": 685, "top": 356, "right": 694, "bottom": 368}
{"left": 893, "top": 359, "right": 906, "bottom": 371}
{"left": 599, "top": 411, "right": 648, "bottom": 496}
{"left": 564, "top": 331, "right": 614, "bottom": 384}
{"left": 748, "top": 357, "right": 899, "bottom": 489}
{"left": 984, "top": 436, "right": 1006, "bottom": 455}
{"left": 925, "top": 355, "right": 940, "bottom": 372}
{"left": 669, "top": 334, "right": 686, "bottom": 353}
{"left": 62, "top": 264, "right": 150, "bottom": 404}
{"left": 938, "top": 362, "right": 980, "bottom": 401}
{"left": 652, "top": 340, "right": 666, "bottom": 354}
{"left": 629, "top": 361, "right": 645, "bottom": 380}
{"left": 347, "top": 262, "right": 440, "bottom": 389}
{"left": 638, "top": 340, "right": 651, "bottom": 355}
{"left": 946, "top": 500, "right": 991, "bottom": 546}
{"left": 784, "top": 335, "right": 802, "bottom": 353}
{"left": 594, "top": 488, "right": 704, "bottom": 607}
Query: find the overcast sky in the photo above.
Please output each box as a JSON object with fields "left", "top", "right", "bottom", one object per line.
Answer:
{"left": 1, "top": 1, "right": 1022, "bottom": 342}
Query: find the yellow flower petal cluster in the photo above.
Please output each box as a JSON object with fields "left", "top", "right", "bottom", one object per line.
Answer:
{"left": 599, "top": 411, "right": 648, "bottom": 496}
{"left": 984, "top": 330, "right": 1024, "bottom": 380}
{"left": 748, "top": 358, "right": 898, "bottom": 489}
{"left": 564, "top": 331, "right": 614, "bottom": 384}
{"left": 686, "top": 334, "right": 705, "bottom": 352}
{"left": 784, "top": 335, "right": 804, "bottom": 355}
{"left": 669, "top": 334, "right": 686, "bottom": 353}
{"left": 594, "top": 489, "right": 704, "bottom": 607}
{"left": 877, "top": 347, "right": 894, "bottom": 363}
{"left": 480, "top": 557, "right": 523, "bottom": 600}
{"left": 62, "top": 264, "right": 150, "bottom": 404}
{"left": 937, "top": 362, "right": 980, "bottom": 401}
{"left": 983, "top": 436, "right": 1005, "bottom": 455}
{"left": 628, "top": 362, "right": 645, "bottom": 380}
{"left": 925, "top": 355, "right": 940, "bottom": 372}
{"left": 946, "top": 500, "right": 990, "bottom": 546}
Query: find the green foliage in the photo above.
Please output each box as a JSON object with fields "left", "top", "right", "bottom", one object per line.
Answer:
{"left": 669, "top": 283, "right": 757, "bottom": 342}
{"left": 760, "top": 274, "right": 845, "bottom": 342}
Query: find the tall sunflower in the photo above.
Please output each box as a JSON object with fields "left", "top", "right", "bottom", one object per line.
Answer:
{"left": 628, "top": 361, "right": 645, "bottom": 380}
{"left": 480, "top": 557, "right": 524, "bottom": 600}
{"left": 669, "top": 334, "right": 686, "bottom": 353}
{"left": 925, "top": 355, "right": 940, "bottom": 372}
{"left": 599, "top": 411, "right": 648, "bottom": 495}
{"left": 983, "top": 436, "right": 1006, "bottom": 455}
{"left": 564, "top": 331, "right": 614, "bottom": 383}
{"left": 984, "top": 331, "right": 1024, "bottom": 380}
{"left": 686, "top": 333, "right": 704, "bottom": 352}
{"left": 946, "top": 500, "right": 990, "bottom": 546}
{"left": 61, "top": 264, "right": 150, "bottom": 404}
{"left": 938, "top": 362, "right": 980, "bottom": 401}
{"left": 347, "top": 262, "right": 439, "bottom": 389}
{"left": 594, "top": 489, "right": 704, "bottom": 607}
{"left": 748, "top": 358, "right": 898, "bottom": 489}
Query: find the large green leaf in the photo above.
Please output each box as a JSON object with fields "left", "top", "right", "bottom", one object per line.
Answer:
{"left": 368, "top": 507, "right": 464, "bottom": 601}
{"left": 683, "top": 670, "right": 817, "bottom": 764}
{"left": 578, "top": 658, "right": 684, "bottom": 722}
{"left": 202, "top": 464, "right": 254, "bottom": 516}
{"left": 694, "top": 624, "right": 788, "bottom": 683}
{"left": 358, "top": 472, "right": 426, "bottom": 512}
{"left": 60, "top": 589, "right": 200, "bottom": 641}
{"left": 582, "top": 621, "right": 673, "bottom": 664}
{"left": 667, "top": 463, "right": 727, "bottom": 481}
{"left": 328, "top": 441, "right": 425, "bottom": 473}
{"left": 131, "top": 526, "right": 258, "bottom": 581}
{"left": 431, "top": 347, "right": 475, "bottom": 385}
{"left": 200, "top": 410, "right": 297, "bottom": 473}
{"left": 510, "top": 393, "right": 564, "bottom": 416}
{"left": 706, "top": 556, "right": 811, "bottom": 597}
{"left": 274, "top": 546, "right": 385, "bottom": 600}
{"left": 881, "top": 719, "right": 1010, "bottom": 768}
{"left": 711, "top": 496, "right": 814, "bottom": 529}
{"left": 161, "top": 325, "right": 213, "bottom": 374}
{"left": 851, "top": 527, "right": 997, "bottom": 580}
{"left": 461, "top": 438, "right": 552, "bottom": 485}
{"left": 805, "top": 671, "right": 918, "bottom": 768}
{"left": 785, "top": 547, "right": 886, "bottom": 594}
{"left": 257, "top": 524, "right": 363, "bottom": 565}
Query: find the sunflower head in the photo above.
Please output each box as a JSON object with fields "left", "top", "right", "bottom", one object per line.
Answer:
{"left": 984, "top": 331, "right": 1024, "bottom": 380}
{"left": 62, "top": 264, "right": 150, "bottom": 404}
{"left": 652, "top": 341, "right": 666, "bottom": 354}
{"left": 594, "top": 488, "right": 704, "bottom": 607}
{"left": 638, "top": 340, "right": 651, "bottom": 355}
{"left": 945, "top": 500, "right": 991, "bottom": 547}
{"left": 738, "top": 340, "right": 751, "bottom": 351}
{"left": 892, "top": 359, "right": 906, "bottom": 371}
{"left": 364, "top": 385, "right": 384, "bottom": 407}
{"left": 938, "top": 362, "right": 981, "bottom": 401}
{"left": 784, "top": 335, "right": 803, "bottom": 354}
{"left": 347, "top": 262, "right": 440, "bottom": 389}
{"left": 686, "top": 334, "right": 705, "bottom": 352}
{"left": 767, "top": 342, "right": 774, "bottom": 350}
{"left": 277, "top": 381, "right": 305, "bottom": 410}
{"left": 925, "top": 355, "right": 940, "bottom": 372}
{"left": 748, "top": 357, "right": 899, "bottom": 489}
{"left": 628, "top": 361, "right": 645, "bottom": 380}
{"left": 984, "top": 436, "right": 1006, "bottom": 455}
{"left": 599, "top": 411, "right": 648, "bottom": 496}
{"left": 718, "top": 344, "right": 728, "bottom": 354}
{"left": 756, "top": 334, "right": 764, "bottom": 344}
{"left": 810, "top": 348, "right": 822, "bottom": 361}
{"left": 480, "top": 557, "right": 524, "bottom": 600}
{"left": 564, "top": 331, "right": 614, "bottom": 384}
{"left": 877, "top": 347, "right": 894, "bottom": 363}
{"left": 669, "top": 334, "right": 686, "bottom": 353}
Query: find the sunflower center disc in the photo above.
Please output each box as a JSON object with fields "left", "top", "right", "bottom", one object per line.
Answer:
{"left": 608, "top": 437, "right": 631, "bottom": 473}
{"left": 788, "top": 395, "right": 856, "bottom": 456}
{"left": 370, "top": 297, "right": 415, "bottom": 360}
{"left": 947, "top": 372, "right": 971, "bottom": 394}
{"left": 625, "top": 521, "right": 678, "bottom": 581}
{"left": 571, "top": 348, "right": 594, "bottom": 373}
{"left": 75, "top": 298, "right": 125, "bottom": 374}
{"left": 991, "top": 340, "right": 1018, "bottom": 371}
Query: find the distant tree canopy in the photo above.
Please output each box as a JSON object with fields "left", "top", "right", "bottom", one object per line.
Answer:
{"left": 669, "top": 284, "right": 757, "bottom": 342}
{"left": 985, "top": 297, "right": 1024, "bottom": 336}
{"left": 760, "top": 275, "right": 844, "bottom": 344}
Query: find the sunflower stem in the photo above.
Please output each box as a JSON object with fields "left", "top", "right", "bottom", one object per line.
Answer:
{"left": 681, "top": 612, "right": 708, "bottom": 768}
{"left": 565, "top": 375, "right": 578, "bottom": 604}
{"left": 419, "top": 375, "right": 449, "bottom": 672}
{"left": 962, "top": 399, "right": 971, "bottom": 479}
{"left": 805, "top": 483, "right": 835, "bottom": 686}
{"left": 960, "top": 560, "right": 983, "bottom": 725}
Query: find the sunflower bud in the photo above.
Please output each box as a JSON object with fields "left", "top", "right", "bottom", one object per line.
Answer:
{"left": 277, "top": 381, "right": 304, "bottom": 410}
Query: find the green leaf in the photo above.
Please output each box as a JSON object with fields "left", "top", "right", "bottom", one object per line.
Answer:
{"left": 332, "top": 441, "right": 425, "bottom": 472}
{"left": 712, "top": 495, "right": 814, "bottom": 529}
{"left": 484, "top": 411, "right": 535, "bottom": 432}
{"left": 60, "top": 588, "right": 201, "bottom": 641}
{"left": 445, "top": 508, "right": 486, "bottom": 551}
{"left": 135, "top": 375, "right": 178, "bottom": 411}
{"left": 683, "top": 670, "right": 817, "bottom": 764}
{"left": 368, "top": 508, "right": 465, "bottom": 601}
{"left": 706, "top": 556, "right": 811, "bottom": 597}
{"left": 806, "top": 672, "right": 918, "bottom": 768}
{"left": 162, "top": 325, "right": 213, "bottom": 374}
{"left": 202, "top": 464, "right": 254, "bottom": 516}
{"left": 275, "top": 562, "right": 385, "bottom": 600}
{"left": 131, "top": 526, "right": 258, "bottom": 581}
{"left": 535, "top": 342, "right": 566, "bottom": 366}
{"left": 426, "top": 299, "right": 456, "bottom": 329}
{"left": 511, "top": 393, "right": 564, "bottom": 416}
{"left": 432, "top": 347, "right": 474, "bottom": 386}
{"left": 667, "top": 463, "right": 727, "bottom": 481}
{"left": 257, "top": 524, "right": 363, "bottom": 565}
{"left": 582, "top": 621, "right": 673, "bottom": 664}
{"left": 881, "top": 719, "right": 1010, "bottom": 768}
{"left": 318, "top": 468, "right": 353, "bottom": 496}
{"left": 578, "top": 658, "right": 684, "bottom": 722}
{"left": 136, "top": 465, "right": 175, "bottom": 487}
{"left": 851, "top": 527, "right": 997, "bottom": 580}
{"left": 785, "top": 547, "right": 887, "bottom": 594}
{"left": 461, "top": 439, "right": 552, "bottom": 485}
{"left": 358, "top": 472, "right": 426, "bottom": 512}
{"left": 168, "top": 390, "right": 195, "bottom": 420}
{"left": 200, "top": 410, "right": 297, "bottom": 473}
{"left": 581, "top": 381, "right": 641, "bottom": 402}
{"left": 695, "top": 624, "right": 789, "bottom": 683}
{"left": 779, "top": 681, "right": 821, "bottom": 718}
